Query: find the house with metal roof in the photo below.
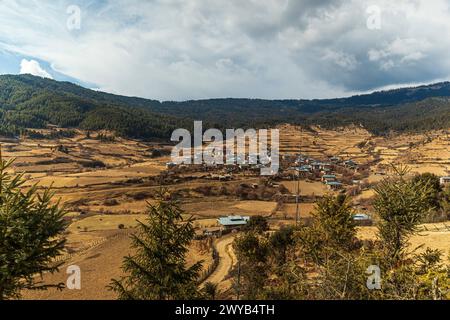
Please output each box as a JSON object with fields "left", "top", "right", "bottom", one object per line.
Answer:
{"left": 329, "top": 156, "right": 341, "bottom": 163}
{"left": 310, "top": 161, "right": 323, "bottom": 171}
{"left": 321, "top": 174, "right": 337, "bottom": 183}
{"left": 353, "top": 213, "right": 373, "bottom": 226}
{"left": 166, "top": 162, "right": 177, "bottom": 169}
{"left": 326, "top": 181, "right": 343, "bottom": 190}
{"left": 299, "top": 165, "right": 313, "bottom": 172}
{"left": 217, "top": 216, "right": 250, "bottom": 230}
{"left": 353, "top": 213, "right": 371, "bottom": 220}
{"left": 344, "top": 160, "right": 358, "bottom": 168}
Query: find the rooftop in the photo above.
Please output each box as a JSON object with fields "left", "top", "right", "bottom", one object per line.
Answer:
{"left": 218, "top": 216, "right": 250, "bottom": 226}
{"left": 353, "top": 214, "right": 372, "bottom": 221}
{"left": 326, "top": 181, "right": 342, "bottom": 186}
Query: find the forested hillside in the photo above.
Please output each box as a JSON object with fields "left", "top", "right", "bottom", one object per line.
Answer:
{"left": 0, "top": 74, "right": 449, "bottom": 139}
{"left": 0, "top": 75, "right": 185, "bottom": 138}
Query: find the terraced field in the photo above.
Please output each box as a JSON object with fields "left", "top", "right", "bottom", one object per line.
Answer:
{"left": 278, "top": 125, "right": 450, "bottom": 176}
{"left": 278, "top": 124, "right": 373, "bottom": 163}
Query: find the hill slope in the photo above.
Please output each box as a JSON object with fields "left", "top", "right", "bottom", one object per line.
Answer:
{"left": 0, "top": 74, "right": 449, "bottom": 138}
{"left": 0, "top": 74, "right": 184, "bottom": 139}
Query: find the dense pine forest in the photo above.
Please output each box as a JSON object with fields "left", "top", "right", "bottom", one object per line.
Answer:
{"left": 0, "top": 74, "right": 449, "bottom": 139}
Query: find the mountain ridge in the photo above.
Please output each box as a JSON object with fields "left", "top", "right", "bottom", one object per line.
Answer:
{"left": 3, "top": 73, "right": 450, "bottom": 106}
{"left": 0, "top": 74, "right": 449, "bottom": 138}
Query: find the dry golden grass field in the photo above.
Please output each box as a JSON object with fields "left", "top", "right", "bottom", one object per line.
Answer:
{"left": 2, "top": 125, "right": 448, "bottom": 300}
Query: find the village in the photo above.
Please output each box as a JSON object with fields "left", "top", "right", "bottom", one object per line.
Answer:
{"left": 165, "top": 151, "right": 381, "bottom": 238}
{"left": 3, "top": 125, "right": 447, "bottom": 300}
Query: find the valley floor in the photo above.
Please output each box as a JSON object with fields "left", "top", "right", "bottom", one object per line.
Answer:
{"left": 3, "top": 125, "right": 448, "bottom": 300}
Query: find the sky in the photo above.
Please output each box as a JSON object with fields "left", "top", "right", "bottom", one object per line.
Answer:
{"left": 0, "top": 0, "right": 449, "bottom": 101}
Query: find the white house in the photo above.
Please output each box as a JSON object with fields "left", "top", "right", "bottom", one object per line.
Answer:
{"left": 218, "top": 216, "right": 250, "bottom": 230}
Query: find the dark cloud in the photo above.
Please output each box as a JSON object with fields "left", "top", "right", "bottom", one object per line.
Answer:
{"left": 0, "top": 0, "right": 449, "bottom": 100}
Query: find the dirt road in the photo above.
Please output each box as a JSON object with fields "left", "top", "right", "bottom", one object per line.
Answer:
{"left": 203, "top": 235, "right": 236, "bottom": 292}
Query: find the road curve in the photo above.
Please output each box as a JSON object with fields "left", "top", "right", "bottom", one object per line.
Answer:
{"left": 202, "top": 235, "right": 236, "bottom": 291}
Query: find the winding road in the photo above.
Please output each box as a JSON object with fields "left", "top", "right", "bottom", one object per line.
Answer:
{"left": 202, "top": 234, "right": 237, "bottom": 292}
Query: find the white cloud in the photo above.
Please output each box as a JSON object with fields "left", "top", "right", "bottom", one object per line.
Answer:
{"left": 321, "top": 50, "right": 359, "bottom": 71}
{"left": 0, "top": 0, "right": 449, "bottom": 100}
{"left": 19, "top": 59, "right": 53, "bottom": 79}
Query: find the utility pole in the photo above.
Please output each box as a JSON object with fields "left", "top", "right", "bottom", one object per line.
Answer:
{"left": 295, "top": 169, "right": 300, "bottom": 226}
{"left": 236, "top": 257, "right": 241, "bottom": 300}
{"left": 295, "top": 148, "right": 302, "bottom": 227}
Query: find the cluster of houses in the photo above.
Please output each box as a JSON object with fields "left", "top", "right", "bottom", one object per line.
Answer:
{"left": 166, "top": 159, "right": 267, "bottom": 172}
{"left": 288, "top": 154, "right": 359, "bottom": 191}
{"left": 293, "top": 154, "right": 358, "bottom": 171}
{"left": 294, "top": 154, "right": 333, "bottom": 173}
{"left": 321, "top": 174, "right": 343, "bottom": 190}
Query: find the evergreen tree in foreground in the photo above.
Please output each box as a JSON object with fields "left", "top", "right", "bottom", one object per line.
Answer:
{"left": 374, "top": 165, "right": 434, "bottom": 265}
{"left": 0, "top": 155, "right": 66, "bottom": 300}
{"left": 312, "top": 193, "right": 356, "bottom": 252}
{"left": 109, "top": 192, "right": 203, "bottom": 300}
{"left": 297, "top": 193, "right": 357, "bottom": 267}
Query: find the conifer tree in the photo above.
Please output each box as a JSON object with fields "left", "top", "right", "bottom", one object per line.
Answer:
{"left": 233, "top": 231, "right": 270, "bottom": 300}
{"left": 374, "top": 165, "right": 434, "bottom": 264}
{"left": 109, "top": 192, "right": 202, "bottom": 300}
{"left": 0, "top": 155, "right": 66, "bottom": 300}
{"left": 312, "top": 193, "right": 356, "bottom": 251}
{"left": 297, "top": 193, "right": 356, "bottom": 266}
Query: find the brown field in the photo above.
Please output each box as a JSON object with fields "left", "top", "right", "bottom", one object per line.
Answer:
{"left": 281, "top": 180, "right": 329, "bottom": 196}
{"left": 22, "top": 212, "right": 214, "bottom": 300}
{"left": 22, "top": 229, "right": 213, "bottom": 300}
{"left": 357, "top": 223, "right": 450, "bottom": 260}
{"left": 281, "top": 203, "right": 316, "bottom": 218}
{"left": 182, "top": 199, "right": 278, "bottom": 218}
{"left": 2, "top": 125, "right": 448, "bottom": 300}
